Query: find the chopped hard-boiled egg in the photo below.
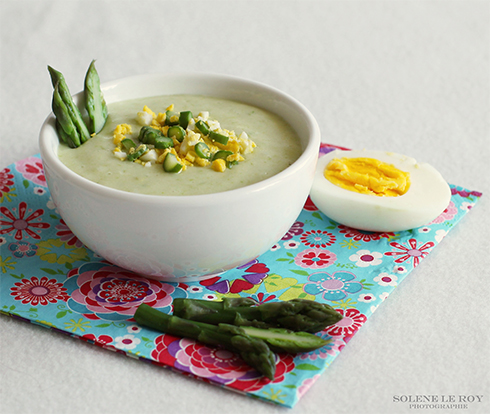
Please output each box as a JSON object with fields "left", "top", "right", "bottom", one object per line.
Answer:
{"left": 310, "top": 149, "right": 451, "bottom": 232}
{"left": 112, "top": 105, "right": 256, "bottom": 174}
{"left": 136, "top": 110, "right": 153, "bottom": 126}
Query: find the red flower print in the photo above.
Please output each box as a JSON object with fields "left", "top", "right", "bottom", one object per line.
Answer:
{"left": 80, "top": 333, "right": 123, "bottom": 354}
{"left": 338, "top": 225, "right": 395, "bottom": 242}
{"left": 0, "top": 201, "right": 50, "bottom": 240}
{"left": 10, "top": 276, "right": 70, "bottom": 306}
{"left": 323, "top": 308, "right": 367, "bottom": 337}
{"left": 303, "top": 196, "right": 318, "bottom": 211}
{"left": 249, "top": 292, "right": 277, "bottom": 304}
{"left": 294, "top": 248, "right": 337, "bottom": 269}
{"left": 151, "top": 335, "right": 295, "bottom": 392}
{"left": 82, "top": 333, "right": 114, "bottom": 345}
{"left": 300, "top": 230, "right": 336, "bottom": 248}
{"left": 384, "top": 238, "right": 435, "bottom": 267}
{"left": 0, "top": 168, "right": 15, "bottom": 201}
{"left": 15, "top": 156, "right": 47, "bottom": 187}
{"left": 229, "top": 353, "right": 295, "bottom": 393}
{"left": 55, "top": 219, "right": 84, "bottom": 248}
{"left": 151, "top": 333, "right": 181, "bottom": 367}
{"left": 200, "top": 260, "right": 269, "bottom": 294}
{"left": 67, "top": 262, "right": 184, "bottom": 319}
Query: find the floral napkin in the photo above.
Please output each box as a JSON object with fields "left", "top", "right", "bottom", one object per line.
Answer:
{"left": 0, "top": 143, "right": 482, "bottom": 408}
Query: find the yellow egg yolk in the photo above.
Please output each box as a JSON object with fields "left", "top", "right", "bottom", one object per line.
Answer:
{"left": 324, "top": 157, "right": 411, "bottom": 197}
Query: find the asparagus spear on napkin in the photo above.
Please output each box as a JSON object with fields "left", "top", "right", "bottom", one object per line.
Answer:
{"left": 172, "top": 298, "right": 343, "bottom": 333}
{"left": 134, "top": 303, "right": 277, "bottom": 380}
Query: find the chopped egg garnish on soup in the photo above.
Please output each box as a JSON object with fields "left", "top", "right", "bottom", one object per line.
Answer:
{"left": 310, "top": 149, "right": 451, "bottom": 232}
{"left": 112, "top": 104, "right": 256, "bottom": 174}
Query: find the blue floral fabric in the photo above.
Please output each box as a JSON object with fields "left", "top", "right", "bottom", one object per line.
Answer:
{"left": 0, "top": 145, "right": 482, "bottom": 407}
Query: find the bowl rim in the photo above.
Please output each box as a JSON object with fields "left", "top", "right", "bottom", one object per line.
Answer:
{"left": 39, "top": 72, "right": 321, "bottom": 204}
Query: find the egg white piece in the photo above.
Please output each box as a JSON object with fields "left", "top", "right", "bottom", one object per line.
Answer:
{"left": 310, "top": 149, "right": 452, "bottom": 232}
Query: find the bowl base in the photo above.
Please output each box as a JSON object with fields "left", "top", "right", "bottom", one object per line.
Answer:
{"left": 137, "top": 270, "right": 226, "bottom": 283}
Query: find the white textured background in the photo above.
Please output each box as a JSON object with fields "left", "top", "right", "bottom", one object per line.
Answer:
{"left": 1, "top": 1, "right": 489, "bottom": 414}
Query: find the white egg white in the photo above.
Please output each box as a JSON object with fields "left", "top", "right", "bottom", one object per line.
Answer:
{"left": 310, "top": 149, "right": 451, "bottom": 232}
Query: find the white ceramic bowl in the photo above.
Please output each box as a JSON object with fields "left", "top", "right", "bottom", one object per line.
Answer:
{"left": 39, "top": 73, "right": 321, "bottom": 281}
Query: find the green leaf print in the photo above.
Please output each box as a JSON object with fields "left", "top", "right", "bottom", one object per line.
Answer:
{"left": 289, "top": 269, "right": 309, "bottom": 276}
{"left": 95, "top": 323, "right": 112, "bottom": 328}
{"left": 56, "top": 310, "right": 69, "bottom": 319}
{"left": 312, "top": 212, "right": 324, "bottom": 221}
{"left": 40, "top": 267, "right": 59, "bottom": 275}
{"left": 295, "top": 363, "right": 321, "bottom": 371}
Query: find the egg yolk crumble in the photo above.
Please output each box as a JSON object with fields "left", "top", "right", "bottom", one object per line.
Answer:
{"left": 324, "top": 157, "right": 411, "bottom": 197}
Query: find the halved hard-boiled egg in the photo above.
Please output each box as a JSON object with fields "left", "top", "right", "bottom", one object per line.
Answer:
{"left": 310, "top": 149, "right": 451, "bottom": 232}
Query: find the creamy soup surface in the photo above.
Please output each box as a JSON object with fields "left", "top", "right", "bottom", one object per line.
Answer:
{"left": 58, "top": 94, "right": 303, "bottom": 196}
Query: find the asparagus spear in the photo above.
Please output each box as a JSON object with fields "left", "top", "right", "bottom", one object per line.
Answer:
{"left": 134, "top": 304, "right": 276, "bottom": 379}
{"left": 55, "top": 120, "right": 77, "bottom": 148}
{"left": 52, "top": 83, "right": 81, "bottom": 148}
{"left": 48, "top": 65, "right": 92, "bottom": 146}
{"left": 218, "top": 324, "right": 331, "bottom": 354}
{"left": 173, "top": 298, "right": 343, "bottom": 333}
{"left": 84, "top": 60, "right": 108, "bottom": 135}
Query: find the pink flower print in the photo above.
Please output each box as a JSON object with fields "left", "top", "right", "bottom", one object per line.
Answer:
{"left": 15, "top": 156, "right": 47, "bottom": 187}
{"left": 0, "top": 201, "right": 50, "bottom": 240}
{"left": 304, "top": 271, "right": 362, "bottom": 301}
{"left": 300, "top": 230, "right": 336, "bottom": 248}
{"left": 373, "top": 272, "right": 398, "bottom": 287}
{"left": 338, "top": 225, "right": 395, "bottom": 242}
{"left": 56, "top": 219, "right": 84, "bottom": 248}
{"left": 357, "top": 293, "right": 376, "bottom": 303}
{"left": 8, "top": 241, "right": 38, "bottom": 258}
{"left": 349, "top": 249, "right": 383, "bottom": 267}
{"left": 323, "top": 308, "right": 367, "bottom": 337}
{"left": 428, "top": 201, "right": 458, "bottom": 224}
{"left": 384, "top": 238, "right": 434, "bottom": 267}
{"left": 0, "top": 168, "right": 15, "bottom": 202}
{"left": 294, "top": 248, "right": 337, "bottom": 269}
{"left": 460, "top": 202, "right": 474, "bottom": 212}
{"left": 297, "top": 374, "right": 321, "bottom": 399}
{"left": 33, "top": 187, "right": 47, "bottom": 196}
{"left": 283, "top": 240, "right": 300, "bottom": 249}
{"left": 67, "top": 263, "right": 183, "bottom": 319}
{"left": 114, "top": 334, "right": 141, "bottom": 350}
{"left": 127, "top": 325, "right": 141, "bottom": 334}
{"left": 281, "top": 221, "right": 304, "bottom": 240}
{"left": 393, "top": 265, "right": 407, "bottom": 274}
{"left": 153, "top": 335, "right": 295, "bottom": 392}
{"left": 10, "top": 276, "right": 70, "bottom": 306}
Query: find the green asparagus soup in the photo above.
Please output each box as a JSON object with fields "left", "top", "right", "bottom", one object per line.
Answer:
{"left": 57, "top": 94, "right": 303, "bottom": 196}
